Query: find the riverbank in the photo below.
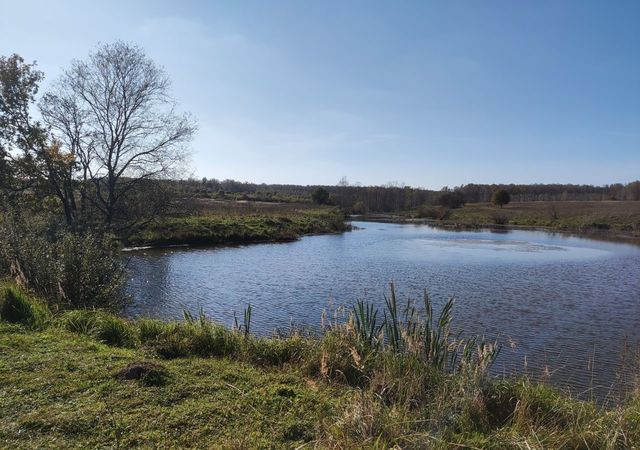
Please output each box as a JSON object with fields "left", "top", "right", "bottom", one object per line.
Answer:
{"left": 2, "top": 284, "right": 640, "bottom": 448}
{"left": 127, "top": 208, "right": 349, "bottom": 247}
{"left": 446, "top": 201, "right": 640, "bottom": 233}
{"left": 360, "top": 201, "right": 640, "bottom": 244}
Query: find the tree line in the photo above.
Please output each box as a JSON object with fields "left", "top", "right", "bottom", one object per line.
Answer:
{"left": 179, "top": 178, "right": 640, "bottom": 213}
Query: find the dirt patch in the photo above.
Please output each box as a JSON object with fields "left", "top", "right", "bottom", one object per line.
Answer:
{"left": 116, "top": 361, "right": 169, "bottom": 386}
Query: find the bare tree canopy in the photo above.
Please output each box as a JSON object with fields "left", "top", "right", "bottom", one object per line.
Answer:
{"left": 40, "top": 41, "right": 196, "bottom": 228}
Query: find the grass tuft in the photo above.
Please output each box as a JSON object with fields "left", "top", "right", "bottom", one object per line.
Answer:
{"left": 0, "top": 283, "right": 51, "bottom": 329}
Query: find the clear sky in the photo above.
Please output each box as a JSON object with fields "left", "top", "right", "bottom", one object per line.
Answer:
{"left": 1, "top": 1, "right": 638, "bottom": 188}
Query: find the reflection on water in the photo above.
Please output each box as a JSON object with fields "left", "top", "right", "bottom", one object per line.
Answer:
{"left": 125, "top": 221, "right": 640, "bottom": 400}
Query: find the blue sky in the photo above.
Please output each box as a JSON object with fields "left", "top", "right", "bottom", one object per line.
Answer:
{"left": 2, "top": 1, "right": 638, "bottom": 188}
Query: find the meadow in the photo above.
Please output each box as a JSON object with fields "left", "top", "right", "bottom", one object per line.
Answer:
{"left": 127, "top": 203, "right": 348, "bottom": 247}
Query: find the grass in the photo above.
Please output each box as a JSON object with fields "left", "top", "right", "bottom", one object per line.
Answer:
{"left": 2, "top": 284, "right": 640, "bottom": 448}
{"left": 0, "top": 283, "right": 51, "bottom": 329}
{"left": 127, "top": 207, "right": 349, "bottom": 247}
{"left": 411, "top": 201, "right": 640, "bottom": 238}
{"left": 0, "top": 324, "right": 345, "bottom": 449}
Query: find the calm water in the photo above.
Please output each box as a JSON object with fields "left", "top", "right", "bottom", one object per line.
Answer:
{"left": 125, "top": 221, "right": 640, "bottom": 400}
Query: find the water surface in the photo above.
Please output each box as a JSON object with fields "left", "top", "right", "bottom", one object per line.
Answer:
{"left": 125, "top": 221, "right": 640, "bottom": 400}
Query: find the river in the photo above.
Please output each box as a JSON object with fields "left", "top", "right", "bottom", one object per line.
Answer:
{"left": 125, "top": 221, "right": 640, "bottom": 401}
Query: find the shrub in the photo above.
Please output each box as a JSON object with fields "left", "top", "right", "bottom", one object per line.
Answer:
{"left": 56, "top": 233, "right": 127, "bottom": 310}
{"left": 0, "top": 214, "right": 127, "bottom": 310}
{"left": 490, "top": 212, "right": 509, "bottom": 225}
{"left": 149, "top": 331, "right": 192, "bottom": 359}
{"left": 0, "top": 284, "right": 51, "bottom": 329}
{"left": 351, "top": 201, "right": 367, "bottom": 215}
{"left": 309, "top": 331, "right": 369, "bottom": 385}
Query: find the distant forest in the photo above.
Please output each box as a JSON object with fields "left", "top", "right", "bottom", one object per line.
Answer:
{"left": 177, "top": 179, "right": 640, "bottom": 213}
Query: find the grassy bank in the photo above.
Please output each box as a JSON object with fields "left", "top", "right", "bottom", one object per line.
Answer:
{"left": 127, "top": 207, "right": 348, "bottom": 247}
{"left": 408, "top": 201, "right": 640, "bottom": 239}
{"left": 2, "top": 284, "right": 640, "bottom": 448}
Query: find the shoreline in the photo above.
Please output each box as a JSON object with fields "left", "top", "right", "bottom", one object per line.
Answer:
{"left": 351, "top": 214, "right": 640, "bottom": 245}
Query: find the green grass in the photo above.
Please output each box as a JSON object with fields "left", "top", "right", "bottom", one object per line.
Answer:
{"left": 0, "top": 283, "right": 51, "bottom": 329}
{"left": 0, "top": 323, "right": 346, "bottom": 449}
{"left": 3, "top": 284, "right": 640, "bottom": 448}
{"left": 127, "top": 208, "right": 349, "bottom": 247}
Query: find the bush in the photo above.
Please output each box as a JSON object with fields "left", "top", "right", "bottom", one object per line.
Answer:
{"left": 0, "top": 214, "right": 127, "bottom": 310}
{"left": 146, "top": 314, "right": 241, "bottom": 359}
{"left": 138, "top": 318, "right": 169, "bottom": 343}
{"left": 308, "top": 331, "right": 369, "bottom": 385}
{"left": 351, "top": 201, "right": 367, "bottom": 215}
{"left": 57, "top": 233, "right": 127, "bottom": 309}
{"left": 0, "top": 284, "right": 51, "bottom": 329}
{"left": 490, "top": 212, "right": 509, "bottom": 225}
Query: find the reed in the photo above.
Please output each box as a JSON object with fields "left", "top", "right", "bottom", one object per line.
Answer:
{"left": 351, "top": 282, "right": 500, "bottom": 375}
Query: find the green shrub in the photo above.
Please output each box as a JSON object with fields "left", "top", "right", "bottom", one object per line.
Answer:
{"left": 0, "top": 214, "right": 127, "bottom": 311}
{"left": 0, "top": 284, "right": 50, "bottom": 329}
{"left": 56, "top": 233, "right": 127, "bottom": 310}
{"left": 149, "top": 331, "right": 191, "bottom": 359}
{"left": 185, "top": 322, "right": 240, "bottom": 357}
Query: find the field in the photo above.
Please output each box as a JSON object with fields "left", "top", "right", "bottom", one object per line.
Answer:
{"left": 128, "top": 202, "right": 348, "bottom": 247}
{"left": 443, "top": 201, "right": 640, "bottom": 237}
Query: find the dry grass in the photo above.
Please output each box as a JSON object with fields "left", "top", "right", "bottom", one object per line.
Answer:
{"left": 446, "top": 201, "right": 640, "bottom": 236}
{"left": 194, "top": 198, "right": 323, "bottom": 216}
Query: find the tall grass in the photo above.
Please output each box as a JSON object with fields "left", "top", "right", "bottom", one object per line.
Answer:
{"left": 352, "top": 282, "right": 500, "bottom": 375}
{"left": 0, "top": 283, "right": 51, "bottom": 329}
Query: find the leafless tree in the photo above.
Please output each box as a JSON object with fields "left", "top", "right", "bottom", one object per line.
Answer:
{"left": 40, "top": 41, "right": 196, "bottom": 230}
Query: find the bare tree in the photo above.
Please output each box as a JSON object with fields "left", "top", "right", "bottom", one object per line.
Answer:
{"left": 40, "top": 41, "right": 196, "bottom": 230}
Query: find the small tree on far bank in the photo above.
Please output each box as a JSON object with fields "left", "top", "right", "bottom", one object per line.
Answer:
{"left": 311, "top": 187, "right": 330, "bottom": 205}
{"left": 491, "top": 189, "right": 511, "bottom": 208}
